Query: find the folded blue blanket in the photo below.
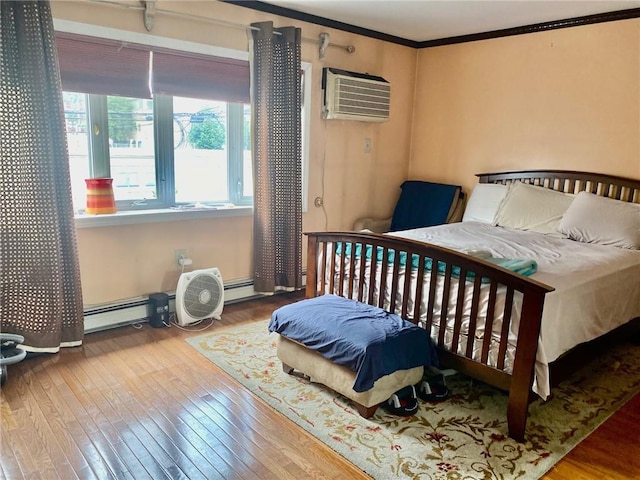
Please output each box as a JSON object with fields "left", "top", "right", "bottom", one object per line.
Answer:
{"left": 269, "top": 294, "right": 439, "bottom": 392}
{"left": 335, "top": 243, "right": 537, "bottom": 281}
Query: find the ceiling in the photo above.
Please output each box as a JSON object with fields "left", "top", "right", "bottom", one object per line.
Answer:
{"left": 258, "top": 0, "right": 640, "bottom": 44}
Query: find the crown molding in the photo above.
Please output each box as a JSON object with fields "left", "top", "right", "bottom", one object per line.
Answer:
{"left": 417, "top": 8, "right": 640, "bottom": 48}
{"left": 223, "top": 2, "right": 640, "bottom": 48}
{"left": 222, "top": 0, "right": 417, "bottom": 47}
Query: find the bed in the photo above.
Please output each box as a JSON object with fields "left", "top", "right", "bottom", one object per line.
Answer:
{"left": 303, "top": 170, "right": 640, "bottom": 441}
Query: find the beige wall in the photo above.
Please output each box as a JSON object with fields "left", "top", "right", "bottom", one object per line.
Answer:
{"left": 409, "top": 19, "right": 640, "bottom": 195}
{"left": 51, "top": 1, "right": 417, "bottom": 305}
{"left": 51, "top": 2, "right": 640, "bottom": 306}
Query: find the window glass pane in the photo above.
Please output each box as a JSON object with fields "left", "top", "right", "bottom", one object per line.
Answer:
{"left": 107, "top": 96, "right": 156, "bottom": 202}
{"left": 242, "top": 104, "right": 253, "bottom": 197}
{"left": 173, "top": 96, "right": 228, "bottom": 203}
{"left": 63, "top": 92, "right": 90, "bottom": 212}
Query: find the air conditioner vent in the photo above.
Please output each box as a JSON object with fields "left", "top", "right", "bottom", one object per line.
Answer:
{"left": 322, "top": 68, "right": 390, "bottom": 122}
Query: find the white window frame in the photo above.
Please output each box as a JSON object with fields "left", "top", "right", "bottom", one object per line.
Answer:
{"left": 54, "top": 19, "right": 311, "bottom": 228}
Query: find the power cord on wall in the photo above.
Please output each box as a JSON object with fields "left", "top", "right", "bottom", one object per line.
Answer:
{"left": 178, "top": 255, "right": 192, "bottom": 272}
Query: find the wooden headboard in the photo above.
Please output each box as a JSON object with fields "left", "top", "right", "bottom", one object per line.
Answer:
{"left": 477, "top": 170, "right": 640, "bottom": 204}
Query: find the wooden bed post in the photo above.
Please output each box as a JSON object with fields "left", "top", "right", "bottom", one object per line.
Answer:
{"left": 305, "top": 234, "right": 319, "bottom": 298}
{"left": 507, "top": 287, "right": 547, "bottom": 442}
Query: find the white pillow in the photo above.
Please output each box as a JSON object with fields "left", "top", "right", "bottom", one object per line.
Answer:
{"left": 494, "top": 182, "right": 574, "bottom": 236}
{"left": 462, "top": 183, "right": 508, "bottom": 224}
{"left": 558, "top": 191, "right": 640, "bottom": 249}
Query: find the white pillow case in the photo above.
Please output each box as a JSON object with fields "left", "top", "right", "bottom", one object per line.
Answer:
{"left": 494, "top": 181, "right": 574, "bottom": 236}
{"left": 558, "top": 191, "right": 640, "bottom": 249}
{"left": 462, "top": 183, "right": 508, "bottom": 224}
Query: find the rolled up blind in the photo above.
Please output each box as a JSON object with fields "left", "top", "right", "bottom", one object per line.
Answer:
{"left": 151, "top": 49, "right": 249, "bottom": 103}
{"left": 55, "top": 32, "right": 151, "bottom": 99}
{"left": 55, "top": 32, "right": 250, "bottom": 103}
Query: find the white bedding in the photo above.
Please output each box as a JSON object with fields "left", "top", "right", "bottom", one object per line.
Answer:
{"left": 383, "top": 222, "right": 640, "bottom": 398}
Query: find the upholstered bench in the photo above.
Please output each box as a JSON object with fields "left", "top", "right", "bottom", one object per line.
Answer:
{"left": 268, "top": 295, "right": 438, "bottom": 418}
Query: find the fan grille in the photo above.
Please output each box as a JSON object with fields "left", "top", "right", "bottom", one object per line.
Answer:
{"left": 183, "top": 273, "right": 222, "bottom": 319}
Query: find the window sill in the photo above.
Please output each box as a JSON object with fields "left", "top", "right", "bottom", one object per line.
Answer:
{"left": 74, "top": 205, "right": 253, "bottom": 228}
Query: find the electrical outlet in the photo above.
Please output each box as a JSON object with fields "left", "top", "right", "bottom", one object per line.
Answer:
{"left": 314, "top": 196, "right": 323, "bottom": 208}
{"left": 174, "top": 249, "right": 187, "bottom": 268}
{"left": 364, "top": 138, "right": 372, "bottom": 154}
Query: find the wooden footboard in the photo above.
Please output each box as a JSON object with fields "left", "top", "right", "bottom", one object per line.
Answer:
{"left": 305, "top": 231, "right": 554, "bottom": 441}
{"left": 304, "top": 169, "right": 640, "bottom": 440}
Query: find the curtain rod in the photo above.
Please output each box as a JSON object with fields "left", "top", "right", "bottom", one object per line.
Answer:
{"left": 84, "top": 0, "right": 356, "bottom": 55}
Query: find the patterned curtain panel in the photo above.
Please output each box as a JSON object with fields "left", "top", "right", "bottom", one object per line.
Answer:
{"left": 250, "top": 22, "right": 303, "bottom": 293}
{"left": 0, "top": 1, "right": 84, "bottom": 352}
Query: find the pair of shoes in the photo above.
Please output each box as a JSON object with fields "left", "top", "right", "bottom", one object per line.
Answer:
{"left": 383, "top": 385, "right": 419, "bottom": 416}
{"left": 415, "top": 372, "right": 450, "bottom": 402}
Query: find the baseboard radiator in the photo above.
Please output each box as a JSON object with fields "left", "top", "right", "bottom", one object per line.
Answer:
{"left": 83, "top": 277, "right": 303, "bottom": 334}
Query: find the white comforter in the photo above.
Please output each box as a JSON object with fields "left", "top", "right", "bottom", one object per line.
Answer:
{"left": 386, "top": 222, "right": 640, "bottom": 398}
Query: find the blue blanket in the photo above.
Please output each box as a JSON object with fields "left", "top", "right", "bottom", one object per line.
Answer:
{"left": 336, "top": 243, "right": 537, "bottom": 281}
{"left": 269, "top": 295, "right": 439, "bottom": 392}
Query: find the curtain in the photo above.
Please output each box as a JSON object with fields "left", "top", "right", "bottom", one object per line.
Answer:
{"left": 0, "top": 1, "right": 84, "bottom": 352}
{"left": 249, "top": 22, "right": 303, "bottom": 293}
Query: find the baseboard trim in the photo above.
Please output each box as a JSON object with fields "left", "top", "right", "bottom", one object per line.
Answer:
{"left": 83, "top": 276, "right": 304, "bottom": 334}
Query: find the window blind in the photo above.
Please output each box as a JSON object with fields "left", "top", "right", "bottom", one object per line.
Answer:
{"left": 55, "top": 33, "right": 151, "bottom": 99}
{"left": 151, "top": 49, "right": 250, "bottom": 103}
{"left": 55, "top": 33, "right": 250, "bottom": 103}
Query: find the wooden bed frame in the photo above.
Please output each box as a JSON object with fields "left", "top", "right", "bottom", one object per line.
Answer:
{"left": 304, "top": 170, "right": 640, "bottom": 442}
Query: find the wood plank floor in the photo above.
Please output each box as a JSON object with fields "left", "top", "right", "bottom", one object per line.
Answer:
{"left": 1, "top": 291, "right": 638, "bottom": 479}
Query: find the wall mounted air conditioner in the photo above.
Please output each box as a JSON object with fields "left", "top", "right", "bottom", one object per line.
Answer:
{"left": 322, "top": 68, "right": 390, "bottom": 122}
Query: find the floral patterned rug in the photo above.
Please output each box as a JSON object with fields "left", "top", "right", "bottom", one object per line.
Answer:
{"left": 187, "top": 320, "right": 640, "bottom": 480}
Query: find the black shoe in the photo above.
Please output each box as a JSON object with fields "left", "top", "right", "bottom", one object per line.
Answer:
{"left": 383, "top": 385, "right": 419, "bottom": 416}
{"left": 415, "top": 373, "right": 450, "bottom": 402}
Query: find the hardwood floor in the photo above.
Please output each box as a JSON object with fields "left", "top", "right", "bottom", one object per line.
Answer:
{"left": 1, "top": 291, "right": 638, "bottom": 479}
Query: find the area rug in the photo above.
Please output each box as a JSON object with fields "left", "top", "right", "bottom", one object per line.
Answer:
{"left": 187, "top": 320, "right": 640, "bottom": 480}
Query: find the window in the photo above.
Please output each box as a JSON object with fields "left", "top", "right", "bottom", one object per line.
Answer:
{"left": 56, "top": 29, "right": 310, "bottom": 218}
{"left": 63, "top": 92, "right": 250, "bottom": 212}
{"left": 57, "top": 32, "right": 252, "bottom": 213}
